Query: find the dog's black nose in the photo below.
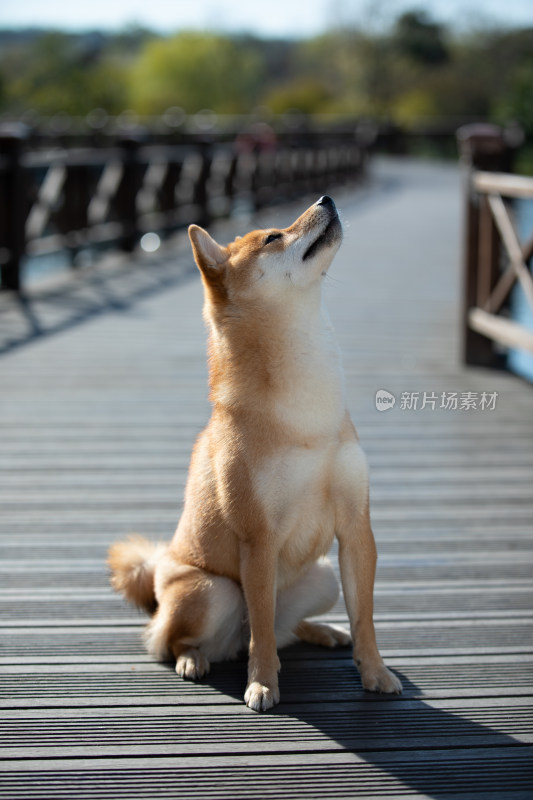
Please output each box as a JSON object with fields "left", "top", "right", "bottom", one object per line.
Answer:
{"left": 318, "top": 195, "right": 335, "bottom": 208}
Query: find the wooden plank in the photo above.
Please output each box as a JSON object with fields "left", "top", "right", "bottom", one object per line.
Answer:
{"left": 473, "top": 170, "right": 533, "bottom": 198}
{"left": 1, "top": 699, "right": 532, "bottom": 759}
{"left": 486, "top": 193, "right": 533, "bottom": 311}
{"left": 1, "top": 656, "right": 532, "bottom": 707}
{"left": 469, "top": 307, "right": 533, "bottom": 352}
{"left": 0, "top": 749, "right": 531, "bottom": 799}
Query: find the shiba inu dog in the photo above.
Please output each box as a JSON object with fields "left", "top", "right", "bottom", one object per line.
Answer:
{"left": 108, "top": 196, "right": 402, "bottom": 711}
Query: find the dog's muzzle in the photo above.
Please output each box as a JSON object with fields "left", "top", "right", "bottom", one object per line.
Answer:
{"left": 302, "top": 198, "right": 342, "bottom": 261}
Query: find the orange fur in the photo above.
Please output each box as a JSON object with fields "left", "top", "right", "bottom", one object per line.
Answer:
{"left": 107, "top": 535, "right": 163, "bottom": 614}
{"left": 108, "top": 196, "right": 401, "bottom": 711}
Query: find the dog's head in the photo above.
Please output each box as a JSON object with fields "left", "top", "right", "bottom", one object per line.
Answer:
{"left": 188, "top": 196, "right": 342, "bottom": 310}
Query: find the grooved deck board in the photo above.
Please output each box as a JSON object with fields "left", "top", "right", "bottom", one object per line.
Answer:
{"left": 1, "top": 158, "right": 532, "bottom": 799}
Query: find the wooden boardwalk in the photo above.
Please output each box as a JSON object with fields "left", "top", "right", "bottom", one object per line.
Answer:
{"left": 1, "top": 157, "right": 532, "bottom": 799}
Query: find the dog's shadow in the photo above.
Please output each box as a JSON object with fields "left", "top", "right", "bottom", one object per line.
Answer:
{"left": 164, "top": 642, "right": 530, "bottom": 798}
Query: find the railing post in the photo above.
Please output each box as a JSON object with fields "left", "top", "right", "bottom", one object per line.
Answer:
{"left": 117, "top": 134, "right": 143, "bottom": 253}
{"left": 193, "top": 139, "right": 212, "bottom": 228}
{"left": 0, "top": 125, "right": 28, "bottom": 292}
{"left": 457, "top": 124, "right": 512, "bottom": 367}
{"left": 224, "top": 151, "right": 239, "bottom": 209}
{"left": 58, "top": 161, "right": 91, "bottom": 268}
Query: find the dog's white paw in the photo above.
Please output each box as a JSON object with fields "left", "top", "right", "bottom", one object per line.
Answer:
{"left": 176, "top": 649, "right": 210, "bottom": 680}
{"left": 359, "top": 661, "right": 402, "bottom": 694}
{"left": 244, "top": 681, "right": 280, "bottom": 712}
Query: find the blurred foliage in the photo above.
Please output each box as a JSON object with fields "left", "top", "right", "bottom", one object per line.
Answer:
{"left": 2, "top": 31, "right": 131, "bottom": 115}
{"left": 129, "top": 32, "right": 264, "bottom": 114}
{"left": 0, "top": 12, "right": 532, "bottom": 140}
{"left": 394, "top": 10, "right": 449, "bottom": 65}
{"left": 263, "top": 77, "right": 335, "bottom": 115}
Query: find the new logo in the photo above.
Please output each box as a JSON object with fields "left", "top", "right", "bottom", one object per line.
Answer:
{"left": 375, "top": 389, "right": 396, "bottom": 411}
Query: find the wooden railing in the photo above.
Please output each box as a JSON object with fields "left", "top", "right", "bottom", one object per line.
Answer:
{"left": 0, "top": 125, "right": 367, "bottom": 292}
{"left": 458, "top": 124, "right": 533, "bottom": 368}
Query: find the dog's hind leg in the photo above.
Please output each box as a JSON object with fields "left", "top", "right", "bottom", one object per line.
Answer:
{"left": 294, "top": 619, "right": 351, "bottom": 648}
{"left": 275, "top": 558, "right": 351, "bottom": 649}
{"left": 144, "top": 562, "right": 245, "bottom": 678}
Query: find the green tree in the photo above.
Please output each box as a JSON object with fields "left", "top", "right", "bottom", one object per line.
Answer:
{"left": 394, "top": 10, "right": 449, "bottom": 65}
{"left": 0, "top": 17, "right": 532, "bottom": 136}
{"left": 263, "top": 78, "right": 334, "bottom": 114}
{"left": 1, "top": 31, "right": 130, "bottom": 115}
{"left": 494, "top": 59, "right": 533, "bottom": 137}
{"left": 129, "top": 32, "right": 264, "bottom": 115}
{"left": 4, "top": 32, "right": 89, "bottom": 114}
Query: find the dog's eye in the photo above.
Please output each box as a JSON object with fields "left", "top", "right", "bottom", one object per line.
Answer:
{"left": 264, "top": 233, "right": 282, "bottom": 245}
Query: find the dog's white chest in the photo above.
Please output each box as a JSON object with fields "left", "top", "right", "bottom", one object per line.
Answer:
{"left": 254, "top": 434, "right": 368, "bottom": 589}
{"left": 254, "top": 443, "right": 335, "bottom": 577}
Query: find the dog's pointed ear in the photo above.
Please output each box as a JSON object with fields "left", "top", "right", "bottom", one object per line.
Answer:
{"left": 188, "top": 225, "right": 227, "bottom": 273}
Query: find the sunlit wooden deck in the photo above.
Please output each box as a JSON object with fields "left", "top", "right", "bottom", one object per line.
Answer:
{"left": 1, "top": 157, "right": 532, "bottom": 799}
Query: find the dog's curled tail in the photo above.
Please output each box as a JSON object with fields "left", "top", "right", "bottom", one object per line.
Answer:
{"left": 107, "top": 535, "right": 166, "bottom": 614}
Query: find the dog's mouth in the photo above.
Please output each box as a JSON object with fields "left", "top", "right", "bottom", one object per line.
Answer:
{"left": 302, "top": 214, "right": 341, "bottom": 262}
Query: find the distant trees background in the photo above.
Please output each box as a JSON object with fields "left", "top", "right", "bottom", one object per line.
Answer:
{"left": 0, "top": 12, "right": 532, "bottom": 139}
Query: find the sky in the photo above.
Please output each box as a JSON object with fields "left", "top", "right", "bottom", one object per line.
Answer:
{"left": 1, "top": 0, "right": 532, "bottom": 37}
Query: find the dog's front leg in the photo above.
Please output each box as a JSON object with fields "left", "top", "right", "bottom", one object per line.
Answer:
{"left": 337, "top": 499, "right": 402, "bottom": 694}
{"left": 240, "top": 542, "right": 281, "bottom": 711}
